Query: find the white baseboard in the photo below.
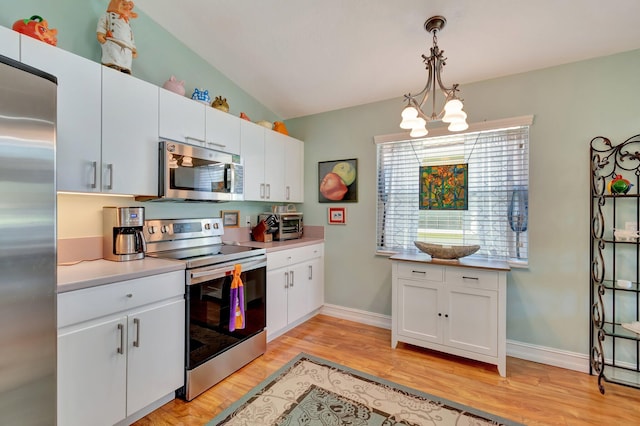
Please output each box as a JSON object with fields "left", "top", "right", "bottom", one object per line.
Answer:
{"left": 320, "top": 303, "right": 590, "bottom": 373}
{"left": 321, "top": 304, "right": 392, "bottom": 330}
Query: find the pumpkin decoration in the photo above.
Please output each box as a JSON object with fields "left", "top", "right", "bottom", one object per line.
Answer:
{"left": 273, "top": 121, "right": 289, "bottom": 135}
{"left": 13, "top": 15, "right": 58, "bottom": 46}
{"left": 239, "top": 112, "right": 251, "bottom": 121}
{"left": 211, "top": 96, "right": 229, "bottom": 113}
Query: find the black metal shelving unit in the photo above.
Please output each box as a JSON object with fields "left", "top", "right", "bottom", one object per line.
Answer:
{"left": 590, "top": 134, "right": 640, "bottom": 394}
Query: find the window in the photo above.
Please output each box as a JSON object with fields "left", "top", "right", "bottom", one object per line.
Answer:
{"left": 375, "top": 116, "right": 532, "bottom": 263}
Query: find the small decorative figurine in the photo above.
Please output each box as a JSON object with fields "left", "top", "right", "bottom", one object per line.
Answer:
{"left": 13, "top": 15, "right": 58, "bottom": 46}
{"left": 96, "top": 0, "right": 138, "bottom": 74}
{"left": 162, "top": 76, "right": 186, "bottom": 96}
{"left": 256, "top": 120, "right": 273, "bottom": 129}
{"left": 273, "top": 121, "right": 289, "bottom": 135}
{"left": 608, "top": 174, "right": 633, "bottom": 194}
{"left": 239, "top": 112, "right": 251, "bottom": 121}
{"left": 191, "top": 88, "right": 211, "bottom": 104}
{"left": 211, "top": 96, "right": 229, "bottom": 112}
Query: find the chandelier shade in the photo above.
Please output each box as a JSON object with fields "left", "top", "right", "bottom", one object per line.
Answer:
{"left": 400, "top": 16, "right": 468, "bottom": 137}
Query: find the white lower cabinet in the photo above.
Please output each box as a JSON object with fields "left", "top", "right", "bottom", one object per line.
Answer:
{"left": 266, "top": 243, "right": 324, "bottom": 340}
{"left": 391, "top": 258, "right": 508, "bottom": 376}
{"left": 57, "top": 271, "right": 185, "bottom": 426}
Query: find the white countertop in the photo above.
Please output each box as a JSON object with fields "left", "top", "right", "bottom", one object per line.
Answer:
{"left": 57, "top": 257, "right": 186, "bottom": 293}
{"left": 57, "top": 238, "right": 323, "bottom": 293}
{"left": 389, "top": 252, "right": 510, "bottom": 271}
{"left": 225, "top": 236, "right": 324, "bottom": 252}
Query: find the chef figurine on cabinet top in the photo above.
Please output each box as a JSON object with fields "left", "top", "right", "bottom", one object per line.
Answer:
{"left": 96, "top": 0, "right": 138, "bottom": 74}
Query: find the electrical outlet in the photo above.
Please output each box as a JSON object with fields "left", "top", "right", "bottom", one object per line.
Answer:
{"left": 245, "top": 216, "right": 251, "bottom": 226}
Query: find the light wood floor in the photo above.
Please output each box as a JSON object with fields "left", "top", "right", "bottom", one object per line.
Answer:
{"left": 134, "top": 314, "right": 640, "bottom": 425}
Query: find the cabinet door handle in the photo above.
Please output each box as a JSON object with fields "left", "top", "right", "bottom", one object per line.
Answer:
{"left": 207, "top": 141, "right": 226, "bottom": 149}
{"left": 286, "top": 186, "right": 290, "bottom": 200}
{"left": 117, "top": 323, "right": 124, "bottom": 354}
{"left": 438, "top": 313, "right": 442, "bottom": 317}
{"left": 445, "top": 314, "right": 449, "bottom": 318}
{"left": 462, "top": 276, "right": 479, "bottom": 280}
{"left": 309, "top": 265, "right": 313, "bottom": 280}
{"left": 105, "top": 163, "right": 113, "bottom": 190}
{"left": 266, "top": 184, "right": 271, "bottom": 199}
{"left": 185, "top": 135, "right": 206, "bottom": 145}
{"left": 260, "top": 183, "right": 265, "bottom": 199}
{"left": 133, "top": 318, "right": 141, "bottom": 347}
{"left": 290, "top": 270, "right": 294, "bottom": 287}
{"left": 90, "top": 161, "right": 97, "bottom": 189}
{"left": 284, "top": 271, "right": 289, "bottom": 288}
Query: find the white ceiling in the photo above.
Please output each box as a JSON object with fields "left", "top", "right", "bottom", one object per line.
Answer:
{"left": 135, "top": 0, "right": 640, "bottom": 119}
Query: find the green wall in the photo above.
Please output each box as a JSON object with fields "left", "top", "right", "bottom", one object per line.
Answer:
{"left": 1, "top": 1, "right": 278, "bottom": 123}
{"left": 8, "top": 0, "right": 640, "bottom": 355}
{"left": 287, "top": 48, "right": 640, "bottom": 354}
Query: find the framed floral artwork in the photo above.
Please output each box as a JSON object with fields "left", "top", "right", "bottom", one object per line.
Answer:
{"left": 318, "top": 159, "right": 358, "bottom": 203}
{"left": 419, "top": 163, "right": 468, "bottom": 210}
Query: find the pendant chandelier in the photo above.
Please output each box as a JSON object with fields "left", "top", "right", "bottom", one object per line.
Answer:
{"left": 400, "top": 15, "right": 468, "bottom": 138}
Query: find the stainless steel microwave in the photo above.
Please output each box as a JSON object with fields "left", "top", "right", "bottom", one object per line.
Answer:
{"left": 157, "top": 140, "right": 244, "bottom": 202}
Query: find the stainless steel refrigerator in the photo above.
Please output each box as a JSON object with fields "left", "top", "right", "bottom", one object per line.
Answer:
{"left": 0, "top": 55, "right": 57, "bottom": 424}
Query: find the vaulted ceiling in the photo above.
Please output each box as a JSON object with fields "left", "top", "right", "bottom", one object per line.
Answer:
{"left": 135, "top": 0, "right": 640, "bottom": 119}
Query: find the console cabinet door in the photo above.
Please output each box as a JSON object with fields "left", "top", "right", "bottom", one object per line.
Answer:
{"left": 445, "top": 285, "right": 497, "bottom": 356}
{"left": 126, "top": 299, "right": 185, "bottom": 416}
{"left": 58, "top": 316, "right": 127, "bottom": 426}
{"left": 20, "top": 36, "right": 102, "bottom": 193}
{"left": 307, "top": 256, "right": 324, "bottom": 311}
{"left": 101, "top": 66, "right": 159, "bottom": 195}
{"left": 396, "top": 278, "right": 442, "bottom": 344}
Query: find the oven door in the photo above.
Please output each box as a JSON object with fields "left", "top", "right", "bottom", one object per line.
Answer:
{"left": 185, "top": 257, "right": 266, "bottom": 370}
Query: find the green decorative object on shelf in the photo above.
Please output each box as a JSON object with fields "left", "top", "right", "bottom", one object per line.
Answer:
{"left": 608, "top": 174, "right": 632, "bottom": 194}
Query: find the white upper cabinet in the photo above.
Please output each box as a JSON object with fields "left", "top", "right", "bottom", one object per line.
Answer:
{"left": 20, "top": 35, "right": 102, "bottom": 193}
{"left": 101, "top": 66, "right": 159, "bottom": 196}
{"left": 0, "top": 26, "right": 19, "bottom": 60}
{"left": 241, "top": 120, "right": 267, "bottom": 201}
{"left": 158, "top": 88, "right": 205, "bottom": 145}
{"left": 282, "top": 135, "right": 304, "bottom": 202}
{"left": 205, "top": 107, "right": 241, "bottom": 154}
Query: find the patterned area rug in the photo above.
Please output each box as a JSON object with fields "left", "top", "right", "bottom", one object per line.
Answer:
{"left": 207, "top": 353, "right": 522, "bottom": 426}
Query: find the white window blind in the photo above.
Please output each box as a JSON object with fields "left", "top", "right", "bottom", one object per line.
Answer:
{"left": 376, "top": 118, "right": 530, "bottom": 262}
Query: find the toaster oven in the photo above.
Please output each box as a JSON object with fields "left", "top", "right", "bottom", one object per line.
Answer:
{"left": 258, "top": 212, "right": 303, "bottom": 241}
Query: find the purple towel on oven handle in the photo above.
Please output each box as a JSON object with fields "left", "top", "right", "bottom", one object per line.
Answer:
{"left": 229, "top": 264, "right": 245, "bottom": 332}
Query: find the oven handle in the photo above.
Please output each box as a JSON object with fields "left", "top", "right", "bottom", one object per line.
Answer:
{"left": 188, "top": 257, "right": 266, "bottom": 284}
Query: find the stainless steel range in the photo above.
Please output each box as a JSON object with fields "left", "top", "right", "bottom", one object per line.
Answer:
{"left": 144, "top": 217, "right": 267, "bottom": 401}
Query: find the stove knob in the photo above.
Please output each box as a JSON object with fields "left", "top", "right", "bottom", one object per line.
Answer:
{"left": 204, "top": 223, "right": 211, "bottom": 230}
{"left": 161, "top": 225, "right": 169, "bottom": 233}
{"left": 213, "top": 222, "right": 219, "bottom": 229}
{"left": 147, "top": 226, "right": 156, "bottom": 234}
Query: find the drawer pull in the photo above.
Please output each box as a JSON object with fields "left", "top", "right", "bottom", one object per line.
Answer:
{"left": 411, "top": 270, "right": 426, "bottom": 274}
{"left": 462, "top": 276, "right": 479, "bottom": 280}
{"left": 126, "top": 293, "right": 133, "bottom": 298}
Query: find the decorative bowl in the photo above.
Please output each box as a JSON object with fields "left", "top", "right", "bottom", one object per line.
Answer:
{"left": 414, "top": 242, "right": 480, "bottom": 260}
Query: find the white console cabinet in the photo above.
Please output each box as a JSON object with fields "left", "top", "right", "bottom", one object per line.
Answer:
{"left": 266, "top": 243, "right": 324, "bottom": 340}
{"left": 57, "top": 271, "right": 185, "bottom": 426}
{"left": 391, "top": 254, "right": 509, "bottom": 376}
